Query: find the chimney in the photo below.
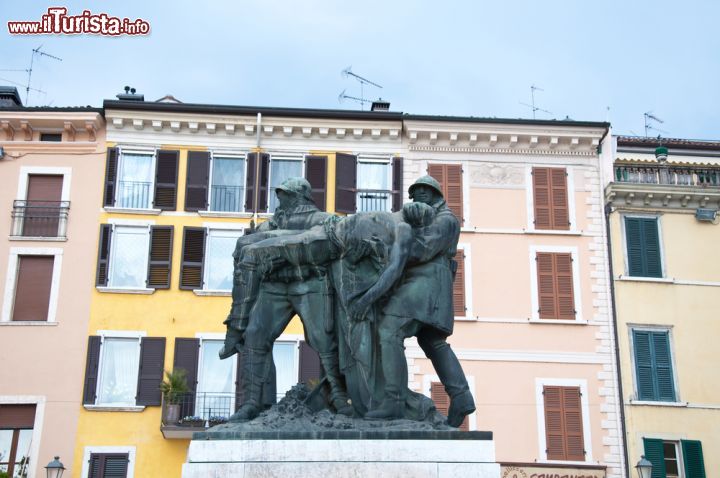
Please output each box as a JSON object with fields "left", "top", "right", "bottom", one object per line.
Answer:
{"left": 0, "top": 86, "right": 23, "bottom": 107}
{"left": 371, "top": 98, "right": 390, "bottom": 112}
{"left": 116, "top": 86, "right": 145, "bottom": 102}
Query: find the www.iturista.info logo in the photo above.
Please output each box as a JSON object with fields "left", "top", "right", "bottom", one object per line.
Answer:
{"left": 7, "top": 7, "right": 150, "bottom": 36}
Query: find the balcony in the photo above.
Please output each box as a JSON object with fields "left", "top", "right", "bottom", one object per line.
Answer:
{"left": 11, "top": 200, "right": 70, "bottom": 239}
{"left": 116, "top": 180, "right": 152, "bottom": 209}
{"left": 614, "top": 164, "right": 720, "bottom": 187}
{"left": 209, "top": 185, "right": 245, "bottom": 213}
{"left": 357, "top": 189, "right": 391, "bottom": 212}
{"left": 160, "top": 392, "right": 237, "bottom": 439}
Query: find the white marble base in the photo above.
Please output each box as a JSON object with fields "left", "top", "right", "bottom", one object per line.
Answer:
{"left": 182, "top": 439, "right": 500, "bottom": 478}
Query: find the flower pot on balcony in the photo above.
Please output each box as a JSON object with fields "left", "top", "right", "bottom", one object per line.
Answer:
{"left": 163, "top": 403, "right": 181, "bottom": 424}
{"left": 180, "top": 417, "right": 206, "bottom": 427}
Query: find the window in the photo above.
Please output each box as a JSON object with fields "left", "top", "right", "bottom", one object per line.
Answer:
{"left": 357, "top": 159, "right": 392, "bottom": 212}
{"left": 532, "top": 167, "right": 570, "bottom": 230}
{"left": 103, "top": 148, "right": 179, "bottom": 211}
{"left": 209, "top": 155, "right": 246, "bottom": 213}
{"left": 427, "top": 163, "right": 464, "bottom": 224}
{"left": 204, "top": 229, "right": 243, "bottom": 291}
{"left": 12, "top": 168, "right": 71, "bottom": 239}
{"left": 430, "top": 382, "right": 469, "bottom": 430}
{"left": 83, "top": 334, "right": 165, "bottom": 407}
{"left": 625, "top": 217, "right": 663, "bottom": 278}
{"left": 0, "top": 405, "right": 35, "bottom": 478}
{"left": 543, "top": 385, "right": 585, "bottom": 461}
{"left": 632, "top": 329, "right": 676, "bottom": 402}
{"left": 335, "top": 154, "right": 403, "bottom": 214}
{"left": 268, "top": 154, "right": 304, "bottom": 213}
{"left": 81, "top": 447, "right": 135, "bottom": 478}
{"left": 96, "top": 224, "right": 173, "bottom": 290}
{"left": 453, "top": 248, "right": 467, "bottom": 318}
{"left": 643, "top": 438, "right": 706, "bottom": 478}
{"left": 196, "top": 340, "right": 236, "bottom": 419}
{"left": 2, "top": 247, "right": 62, "bottom": 323}
{"left": 276, "top": 341, "right": 300, "bottom": 401}
{"left": 39, "top": 132, "right": 62, "bottom": 142}
{"left": 533, "top": 250, "right": 578, "bottom": 321}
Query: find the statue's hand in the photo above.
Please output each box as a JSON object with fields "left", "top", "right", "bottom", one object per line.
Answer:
{"left": 347, "top": 295, "right": 372, "bottom": 322}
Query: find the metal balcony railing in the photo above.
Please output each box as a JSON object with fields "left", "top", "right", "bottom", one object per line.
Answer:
{"left": 357, "top": 189, "right": 391, "bottom": 212}
{"left": 161, "top": 392, "right": 241, "bottom": 427}
{"left": 209, "top": 185, "right": 245, "bottom": 213}
{"left": 116, "top": 180, "right": 152, "bottom": 209}
{"left": 11, "top": 200, "right": 70, "bottom": 238}
{"left": 614, "top": 164, "right": 720, "bottom": 187}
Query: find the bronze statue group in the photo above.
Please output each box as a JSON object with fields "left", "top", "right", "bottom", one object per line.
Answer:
{"left": 218, "top": 175, "right": 475, "bottom": 428}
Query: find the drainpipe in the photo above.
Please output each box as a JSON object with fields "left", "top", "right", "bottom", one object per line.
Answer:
{"left": 253, "top": 113, "right": 262, "bottom": 225}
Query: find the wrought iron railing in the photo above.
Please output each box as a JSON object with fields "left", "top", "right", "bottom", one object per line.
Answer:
{"left": 210, "top": 185, "right": 245, "bottom": 212}
{"left": 161, "top": 392, "right": 241, "bottom": 427}
{"left": 116, "top": 180, "right": 152, "bottom": 209}
{"left": 614, "top": 164, "right": 720, "bottom": 187}
{"left": 11, "top": 200, "right": 70, "bottom": 238}
{"left": 357, "top": 189, "right": 391, "bottom": 212}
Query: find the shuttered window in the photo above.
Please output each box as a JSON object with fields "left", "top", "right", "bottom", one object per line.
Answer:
{"left": 633, "top": 330, "right": 675, "bottom": 402}
{"left": 431, "top": 382, "right": 469, "bottom": 430}
{"left": 453, "top": 249, "right": 466, "bottom": 317}
{"left": 643, "top": 438, "right": 706, "bottom": 478}
{"left": 136, "top": 338, "right": 166, "bottom": 406}
{"left": 298, "top": 340, "right": 322, "bottom": 384}
{"left": 180, "top": 227, "right": 206, "bottom": 290}
{"left": 23, "top": 174, "right": 63, "bottom": 237}
{"left": 210, "top": 155, "right": 246, "bottom": 213}
{"left": 625, "top": 217, "right": 663, "bottom": 278}
{"left": 102, "top": 148, "right": 118, "bottom": 207}
{"left": 536, "top": 252, "right": 576, "bottom": 320}
{"left": 305, "top": 155, "right": 327, "bottom": 211}
{"left": 153, "top": 150, "right": 179, "bottom": 210}
{"left": 88, "top": 453, "right": 129, "bottom": 478}
{"left": 427, "top": 164, "right": 463, "bottom": 224}
{"left": 147, "top": 226, "right": 173, "bottom": 289}
{"left": 12, "top": 255, "right": 54, "bottom": 322}
{"left": 335, "top": 153, "right": 357, "bottom": 213}
{"left": 543, "top": 386, "right": 585, "bottom": 461}
{"left": 532, "top": 167, "right": 570, "bottom": 230}
{"left": 173, "top": 338, "right": 200, "bottom": 418}
{"left": 185, "top": 151, "right": 210, "bottom": 211}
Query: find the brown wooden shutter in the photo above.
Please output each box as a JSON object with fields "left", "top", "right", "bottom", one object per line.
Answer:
{"left": 392, "top": 156, "right": 404, "bottom": 212}
{"left": 103, "top": 147, "right": 118, "bottom": 207}
{"left": 173, "top": 338, "right": 199, "bottom": 417}
{"left": 12, "top": 255, "right": 53, "bottom": 322}
{"left": 0, "top": 405, "right": 36, "bottom": 429}
{"left": 537, "top": 252, "right": 575, "bottom": 320}
{"left": 24, "top": 175, "right": 63, "bottom": 236}
{"left": 298, "top": 341, "right": 322, "bottom": 384}
{"left": 335, "top": 153, "right": 357, "bottom": 213}
{"left": 431, "top": 382, "right": 469, "bottom": 430}
{"left": 180, "top": 227, "right": 206, "bottom": 290}
{"left": 185, "top": 151, "right": 210, "bottom": 211}
{"left": 96, "top": 224, "right": 112, "bottom": 286}
{"left": 136, "top": 337, "right": 166, "bottom": 406}
{"left": 257, "top": 153, "right": 270, "bottom": 213}
{"left": 427, "top": 164, "right": 463, "bottom": 223}
{"left": 154, "top": 150, "right": 179, "bottom": 210}
{"left": 245, "top": 152, "right": 257, "bottom": 212}
{"left": 532, "top": 168, "right": 551, "bottom": 229}
{"left": 305, "top": 155, "right": 327, "bottom": 210}
{"left": 453, "top": 249, "right": 466, "bottom": 317}
{"left": 147, "top": 226, "right": 173, "bottom": 289}
{"left": 89, "top": 453, "right": 129, "bottom": 478}
{"left": 83, "top": 336, "right": 102, "bottom": 405}
{"left": 551, "top": 168, "right": 570, "bottom": 230}
{"left": 544, "top": 385, "right": 584, "bottom": 461}
{"left": 533, "top": 167, "right": 569, "bottom": 230}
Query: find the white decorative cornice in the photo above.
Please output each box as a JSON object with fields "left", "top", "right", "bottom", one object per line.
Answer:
{"left": 0, "top": 113, "right": 104, "bottom": 142}
{"left": 408, "top": 144, "right": 597, "bottom": 156}
{"left": 63, "top": 121, "right": 76, "bottom": 141}
{"left": 244, "top": 124, "right": 254, "bottom": 135}
{"left": 188, "top": 122, "right": 199, "bottom": 133}
{"left": 20, "top": 121, "right": 33, "bottom": 140}
{"left": 85, "top": 121, "right": 97, "bottom": 141}
{"left": 171, "top": 121, "right": 181, "bottom": 132}
{"left": 133, "top": 119, "right": 144, "bottom": 130}
{"left": 302, "top": 127, "right": 312, "bottom": 138}
{"left": 225, "top": 124, "right": 235, "bottom": 135}
{"left": 152, "top": 120, "right": 162, "bottom": 131}
{"left": 1, "top": 120, "right": 15, "bottom": 140}
{"left": 206, "top": 123, "right": 216, "bottom": 134}
{"left": 606, "top": 182, "right": 720, "bottom": 210}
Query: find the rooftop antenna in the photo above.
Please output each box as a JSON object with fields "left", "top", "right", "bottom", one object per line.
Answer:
{"left": 520, "top": 85, "right": 552, "bottom": 119}
{"left": 341, "top": 66, "right": 382, "bottom": 110}
{"left": 644, "top": 111, "right": 667, "bottom": 137}
{"left": 337, "top": 89, "right": 372, "bottom": 108}
{"left": 25, "top": 45, "right": 62, "bottom": 105}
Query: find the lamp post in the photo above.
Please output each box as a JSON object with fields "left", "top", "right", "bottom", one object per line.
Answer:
{"left": 636, "top": 455, "right": 653, "bottom": 478}
{"left": 45, "top": 456, "right": 66, "bottom": 478}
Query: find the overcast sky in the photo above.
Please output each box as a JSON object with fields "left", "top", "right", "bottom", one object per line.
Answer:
{"left": 2, "top": 0, "right": 719, "bottom": 139}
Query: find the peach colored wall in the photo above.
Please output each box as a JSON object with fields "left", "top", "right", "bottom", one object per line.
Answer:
{"left": 0, "top": 112, "right": 105, "bottom": 478}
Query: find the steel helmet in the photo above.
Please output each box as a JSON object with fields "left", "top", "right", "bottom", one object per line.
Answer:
{"left": 408, "top": 175, "right": 443, "bottom": 199}
{"left": 276, "top": 177, "right": 314, "bottom": 202}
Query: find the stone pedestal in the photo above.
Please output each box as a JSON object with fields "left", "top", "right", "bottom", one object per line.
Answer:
{"left": 182, "top": 431, "right": 500, "bottom": 478}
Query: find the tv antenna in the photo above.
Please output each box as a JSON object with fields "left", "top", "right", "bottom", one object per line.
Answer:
{"left": 25, "top": 45, "right": 62, "bottom": 105}
{"left": 520, "top": 85, "right": 553, "bottom": 119}
{"left": 644, "top": 111, "right": 668, "bottom": 137}
{"left": 340, "top": 66, "right": 382, "bottom": 110}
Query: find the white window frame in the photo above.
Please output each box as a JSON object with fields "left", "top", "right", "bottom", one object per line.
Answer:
{"left": 0, "top": 395, "right": 45, "bottom": 478}
{"left": 274, "top": 333, "right": 303, "bottom": 402}
{"left": 80, "top": 445, "right": 136, "bottom": 478}
{"left": 267, "top": 152, "right": 305, "bottom": 213}
{"left": 525, "top": 165, "right": 578, "bottom": 234}
{"left": 194, "top": 333, "right": 238, "bottom": 419}
{"left": 89, "top": 330, "right": 146, "bottom": 410}
{"left": 356, "top": 154, "right": 393, "bottom": 213}
{"left": 417, "top": 160, "right": 471, "bottom": 228}
{"left": 528, "top": 245, "right": 584, "bottom": 323}
{"left": 104, "top": 221, "right": 153, "bottom": 292}
{"left": 422, "top": 374, "right": 477, "bottom": 430}
{"left": 14, "top": 167, "right": 72, "bottom": 240}
{"left": 535, "top": 377, "right": 593, "bottom": 464}
{"left": 454, "top": 243, "right": 474, "bottom": 321}
{"left": 198, "top": 223, "right": 245, "bottom": 295}
{"left": 208, "top": 151, "right": 248, "bottom": 214}
{"left": 113, "top": 147, "right": 157, "bottom": 211}
{"left": 628, "top": 324, "right": 681, "bottom": 405}
{"left": 1, "top": 247, "right": 63, "bottom": 323}
{"left": 620, "top": 213, "right": 666, "bottom": 279}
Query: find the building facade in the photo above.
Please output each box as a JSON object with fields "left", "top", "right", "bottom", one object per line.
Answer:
{"left": 0, "top": 87, "right": 105, "bottom": 478}
{"left": 607, "top": 136, "right": 717, "bottom": 478}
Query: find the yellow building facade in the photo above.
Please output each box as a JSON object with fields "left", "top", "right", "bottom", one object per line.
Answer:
{"left": 606, "top": 136, "right": 718, "bottom": 478}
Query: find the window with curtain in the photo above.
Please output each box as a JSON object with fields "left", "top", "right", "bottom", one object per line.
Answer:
{"left": 108, "top": 225, "right": 150, "bottom": 289}
{"left": 272, "top": 342, "right": 297, "bottom": 401}
{"left": 196, "top": 340, "right": 235, "bottom": 419}
{"left": 210, "top": 156, "right": 246, "bottom": 212}
{"left": 357, "top": 161, "right": 391, "bottom": 212}
{"left": 97, "top": 337, "right": 140, "bottom": 405}
{"left": 0, "top": 404, "right": 34, "bottom": 478}
{"left": 204, "top": 229, "right": 243, "bottom": 291}
{"left": 268, "top": 159, "right": 303, "bottom": 213}
{"left": 117, "top": 153, "right": 154, "bottom": 209}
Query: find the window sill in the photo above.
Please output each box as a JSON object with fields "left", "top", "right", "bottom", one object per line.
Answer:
{"left": 454, "top": 316, "right": 476, "bottom": 322}
{"left": 197, "top": 210, "right": 253, "bottom": 218}
{"left": 8, "top": 236, "right": 67, "bottom": 242}
{"left": 535, "top": 459, "right": 593, "bottom": 466}
{"left": 616, "top": 275, "right": 673, "bottom": 283}
{"left": 529, "top": 318, "right": 588, "bottom": 325}
{"left": 629, "top": 400, "right": 687, "bottom": 407}
{"left": 524, "top": 229, "right": 583, "bottom": 236}
{"left": 193, "top": 289, "right": 231, "bottom": 296}
{"left": 0, "top": 321, "right": 57, "bottom": 326}
{"left": 104, "top": 207, "right": 162, "bottom": 215}
{"left": 84, "top": 404, "right": 146, "bottom": 412}
{"left": 96, "top": 286, "right": 155, "bottom": 295}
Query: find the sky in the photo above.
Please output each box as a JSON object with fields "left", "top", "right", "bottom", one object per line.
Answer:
{"left": 2, "top": 0, "right": 719, "bottom": 139}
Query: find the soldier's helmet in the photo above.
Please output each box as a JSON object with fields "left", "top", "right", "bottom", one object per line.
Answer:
{"left": 408, "top": 175, "right": 444, "bottom": 199}
{"left": 276, "top": 177, "right": 314, "bottom": 202}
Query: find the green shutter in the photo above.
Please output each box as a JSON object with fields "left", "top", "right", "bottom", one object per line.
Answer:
{"left": 643, "top": 438, "right": 667, "bottom": 478}
{"left": 633, "top": 330, "right": 656, "bottom": 400}
{"left": 681, "top": 440, "right": 706, "bottom": 478}
{"left": 625, "top": 217, "right": 662, "bottom": 277}
{"left": 642, "top": 218, "right": 662, "bottom": 277}
{"left": 625, "top": 217, "right": 645, "bottom": 276}
{"left": 634, "top": 330, "right": 675, "bottom": 402}
{"left": 652, "top": 332, "right": 676, "bottom": 401}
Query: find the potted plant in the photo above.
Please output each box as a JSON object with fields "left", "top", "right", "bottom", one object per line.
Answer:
{"left": 208, "top": 415, "right": 228, "bottom": 427}
{"left": 180, "top": 416, "right": 206, "bottom": 427}
{"left": 160, "top": 369, "right": 189, "bottom": 425}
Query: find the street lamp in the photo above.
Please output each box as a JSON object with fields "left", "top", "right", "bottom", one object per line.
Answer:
{"left": 45, "top": 456, "right": 66, "bottom": 478}
{"left": 636, "top": 455, "right": 653, "bottom": 478}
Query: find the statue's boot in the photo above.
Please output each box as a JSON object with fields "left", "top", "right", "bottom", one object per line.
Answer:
{"left": 319, "top": 353, "right": 354, "bottom": 416}
{"left": 364, "top": 340, "right": 405, "bottom": 420}
{"left": 424, "top": 341, "right": 476, "bottom": 427}
{"left": 218, "top": 267, "right": 262, "bottom": 359}
{"left": 229, "top": 347, "right": 268, "bottom": 422}
{"left": 218, "top": 317, "right": 244, "bottom": 360}
{"left": 363, "top": 393, "right": 403, "bottom": 420}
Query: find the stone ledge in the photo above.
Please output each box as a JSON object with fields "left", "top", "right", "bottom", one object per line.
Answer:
{"left": 194, "top": 429, "right": 493, "bottom": 441}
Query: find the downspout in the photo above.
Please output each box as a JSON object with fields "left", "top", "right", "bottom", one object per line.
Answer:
{"left": 253, "top": 113, "right": 262, "bottom": 225}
